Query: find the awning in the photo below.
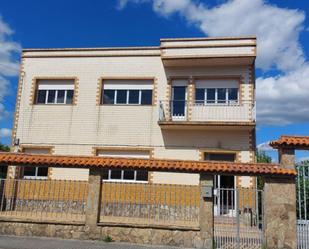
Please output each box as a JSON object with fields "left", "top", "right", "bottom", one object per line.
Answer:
{"left": 0, "top": 152, "right": 296, "bottom": 176}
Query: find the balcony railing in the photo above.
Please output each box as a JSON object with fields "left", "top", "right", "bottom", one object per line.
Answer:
{"left": 159, "top": 100, "right": 256, "bottom": 123}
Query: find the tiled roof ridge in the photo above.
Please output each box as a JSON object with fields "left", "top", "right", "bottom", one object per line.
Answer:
{"left": 270, "top": 135, "right": 309, "bottom": 149}
{"left": 0, "top": 151, "right": 279, "bottom": 166}
{"left": 280, "top": 135, "right": 309, "bottom": 138}
{"left": 0, "top": 152, "right": 295, "bottom": 176}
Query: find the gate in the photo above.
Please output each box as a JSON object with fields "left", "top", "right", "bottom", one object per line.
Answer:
{"left": 214, "top": 187, "right": 264, "bottom": 249}
{"left": 297, "top": 162, "right": 309, "bottom": 249}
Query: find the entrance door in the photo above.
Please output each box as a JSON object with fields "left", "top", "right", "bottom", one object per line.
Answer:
{"left": 171, "top": 86, "right": 187, "bottom": 120}
{"left": 205, "top": 152, "right": 236, "bottom": 216}
{"left": 214, "top": 175, "right": 235, "bottom": 216}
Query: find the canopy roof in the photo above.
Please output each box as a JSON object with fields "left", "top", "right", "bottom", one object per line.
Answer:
{"left": 0, "top": 152, "right": 295, "bottom": 176}
{"left": 270, "top": 135, "right": 309, "bottom": 150}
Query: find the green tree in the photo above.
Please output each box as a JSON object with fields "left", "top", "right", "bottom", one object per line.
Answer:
{"left": 296, "top": 160, "right": 309, "bottom": 219}
{"left": 256, "top": 150, "right": 272, "bottom": 163}
{"left": 256, "top": 150, "right": 272, "bottom": 190}
{"left": 0, "top": 143, "right": 9, "bottom": 178}
{"left": 0, "top": 143, "right": 10, "bottom": 152}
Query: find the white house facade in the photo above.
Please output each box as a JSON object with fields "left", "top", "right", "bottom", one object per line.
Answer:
{"left": 9, "top": 36, "right": 257, "bottom": 189}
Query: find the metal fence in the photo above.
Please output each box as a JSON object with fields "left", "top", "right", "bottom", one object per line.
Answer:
{"left": 214, "top": 188, "right": 264, "bottom": 249}
{"left": 297, "top": 162, "right": 309, "bottom": 249}
{"left": 100, "top": 182, "right": 200, "bottom": 227}
{"left": 0, "top": 179, "right": 88, "bottom": 223}
{"left": 159, "top": 100, "right": 255, "bottom": 122}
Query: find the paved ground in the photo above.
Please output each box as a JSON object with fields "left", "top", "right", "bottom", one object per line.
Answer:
{"left": 0, "top": 236, "right": 191, "bottom": 249}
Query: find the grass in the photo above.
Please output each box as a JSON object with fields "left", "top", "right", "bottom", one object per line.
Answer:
{"left": 102, "top": 235, "right": 113, "bottom": 243}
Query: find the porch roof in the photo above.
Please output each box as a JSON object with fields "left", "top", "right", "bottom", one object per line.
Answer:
{"left": 270, "top": 135, "right": 309, "bottom": 150}
{"left": 0, "top": 152, "right": 295, "bottom": 176}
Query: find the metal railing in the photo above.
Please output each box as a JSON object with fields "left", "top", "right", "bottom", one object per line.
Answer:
{"left": 159, "top": 100, "right": 256, "bottom": 123}
{"left": 0, "top": 179, "right": 88, "bottom": 223}
{"left": 297, "top": 162, "right": 309, "bottom": 249}
{"left": 214, "top": 188, "right": 264, "bottom": 249}
{"left": 100, "top": 182, "right": 200, "bottom": 227}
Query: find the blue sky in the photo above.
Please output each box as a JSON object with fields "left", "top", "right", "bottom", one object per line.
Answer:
{"left": 0, "top": 0, "right": 309, "bottom": 161}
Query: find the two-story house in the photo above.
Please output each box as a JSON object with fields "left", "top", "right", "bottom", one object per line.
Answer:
{"left": 9, "top": 36, "right": 256, "bottom": 205}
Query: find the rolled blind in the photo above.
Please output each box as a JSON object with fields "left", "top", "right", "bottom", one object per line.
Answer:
{"left": 195, "top": 79, "right": 239, "bottom": 88}
{"left": 37, "top": 79, "right": 75, "bottom": 90}
{"left": 103, "top": 79, "right": 153, "bottom": 90}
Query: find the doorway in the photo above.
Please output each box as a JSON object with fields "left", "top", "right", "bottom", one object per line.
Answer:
{"left": 204, "top": 152, "right": 236, "bottom": 215}
{"left": 171, "top": 86, "right": 187, "bottom": 120}
{"left": 214, "top": 175, "right": 236, "bottom": 215}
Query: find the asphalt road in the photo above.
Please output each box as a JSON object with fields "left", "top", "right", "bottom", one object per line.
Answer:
{"left": 0, "top": 236, "right": 191, "bottom": 249}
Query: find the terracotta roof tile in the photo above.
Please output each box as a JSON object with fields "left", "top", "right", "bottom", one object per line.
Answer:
{"left": 0, "top": 152, "right": 296, "bottom": 176}
{"left": 270, "top": 135, "right": 309, "bottom": 149}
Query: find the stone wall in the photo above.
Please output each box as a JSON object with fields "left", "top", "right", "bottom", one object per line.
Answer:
{"left": 101, "top": 203, "right": 199, "bottom": 222}
{"left": 4, "top": 200, "right": 86, "bottom": 214}
{"left": 264, "top": 177, "right": 297, "bottom": 249}
{"left": 0, "top": 221, "right": 202, "bottom": 248}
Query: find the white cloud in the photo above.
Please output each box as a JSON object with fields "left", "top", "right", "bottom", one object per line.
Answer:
{"left": 257, "top": 141, "right": 275, "bottom": 151}
{"left": 119, "top": 0, "right": 309, "bottom": 125}
{"left": 120, "top": 0, "right": 305, "bottom": 72}
{"left": 0, "top": 17, "right": 20, "bottom": 77}
{"left": 0, "top": 103, "right": 9, "bottom": 121}
{"left": 0, "top": 16, "right": 21, "bottom": 123}
{"left": 0, "top": 128, "right": 11, "bottom": 138}
{"left": 257, "top": 65, "right": 309, "bottom": 125}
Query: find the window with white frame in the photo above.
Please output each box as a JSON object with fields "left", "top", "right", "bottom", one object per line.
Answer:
{"left": 35, "top": 79, "right": 75, "bottom": 105}
{"left": 101, "top": 79, "right": 153, "bottom": 105}
{"left": 97, "top": 149, "right": 149, "bottom": 182}
{"left": 23, "top": 167, "right": 49, "bottom": 179}
{"left": 195, "top": 79, "right": 239, "bottom": 105}
{"left": 102, "top": 169, "right": 148, "bottom": 182}
{"left": 22, "top": 148, "right": 50, "bottom": 179}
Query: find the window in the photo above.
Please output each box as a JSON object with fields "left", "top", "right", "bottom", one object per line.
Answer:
{"left": 35, "top": 79, "right": 75, "bottom": 104}
{"left": 103, "top": 90, "right": 115, "bottom": 104}
{"left": 116, "top": 90, "right": 127, "bottom": 104}
{"left": 129, "top": 90, "right": 139, "bottom": 104}
{"left": 102, "top": 89, "right": 152, "bottom": 105}
{"left": 101, "top": 79, "right": 153, "bottom": 105}
{"left": 141, "top": 90, "right": 152, "bottom": 105}
{"left": 22, "top": 147, "right": 51, "bottom": 179}
{"left": 23, "top": 167, "right": 48, "bottom": 179}
{"left": 195, "top": 88, "right": 204, "bottom": 104}
{"left": 97, "top": 149, "right": 150, "bottom": 182}
{"left": 206, "top": 89, "right": 216, "bottom": 103}
{"left": 102, "top": 169, "right": 148, "bottom": 182}
{"left": 204, "top": 152, "right": 236, "bottom": 162}
{"left": 195, "top": 88, "right": 239, "bottom": 105}
{"left": 0, "top": 166, "right": 7, "bottom": 179}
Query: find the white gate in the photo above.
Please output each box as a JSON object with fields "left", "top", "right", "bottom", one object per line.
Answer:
{"left": 214, "top": 187, "right": 264, "bottom": 249}
{"left": 297, "top": 162, "right": 309, "bottom": 249}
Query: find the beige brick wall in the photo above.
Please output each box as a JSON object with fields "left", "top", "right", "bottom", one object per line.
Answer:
{"left": 14, "top": 51, "right": 255, "bottom": 182}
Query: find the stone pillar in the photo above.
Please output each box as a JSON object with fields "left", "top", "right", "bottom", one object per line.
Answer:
{"left": 199, "top": 174, "right": 214, "bottom": 249}
{"left": 85, "top": 168, "right": 102, "bottom": 237}
{"left": 264, "top": 176, "right": 297, "bottom": 249}
{"left": 278, "top": 148, "right": 295, "bottom": 169}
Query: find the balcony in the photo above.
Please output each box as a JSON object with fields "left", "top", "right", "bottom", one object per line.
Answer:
{"left": 158, "top": 100, "right": 256, "bottom": 128}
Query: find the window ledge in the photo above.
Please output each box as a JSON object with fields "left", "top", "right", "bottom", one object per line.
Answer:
{"left": 23, "top": 177, "right": 48, "bottom": 180}
{"left": 102, "top": 180, "right": 148, "bottom": 184}
{"left": 33, "top": 104, "right": 74, "bottom": 106}
{"left": 100, "top": 104, "right": 153, "bottom": 107}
